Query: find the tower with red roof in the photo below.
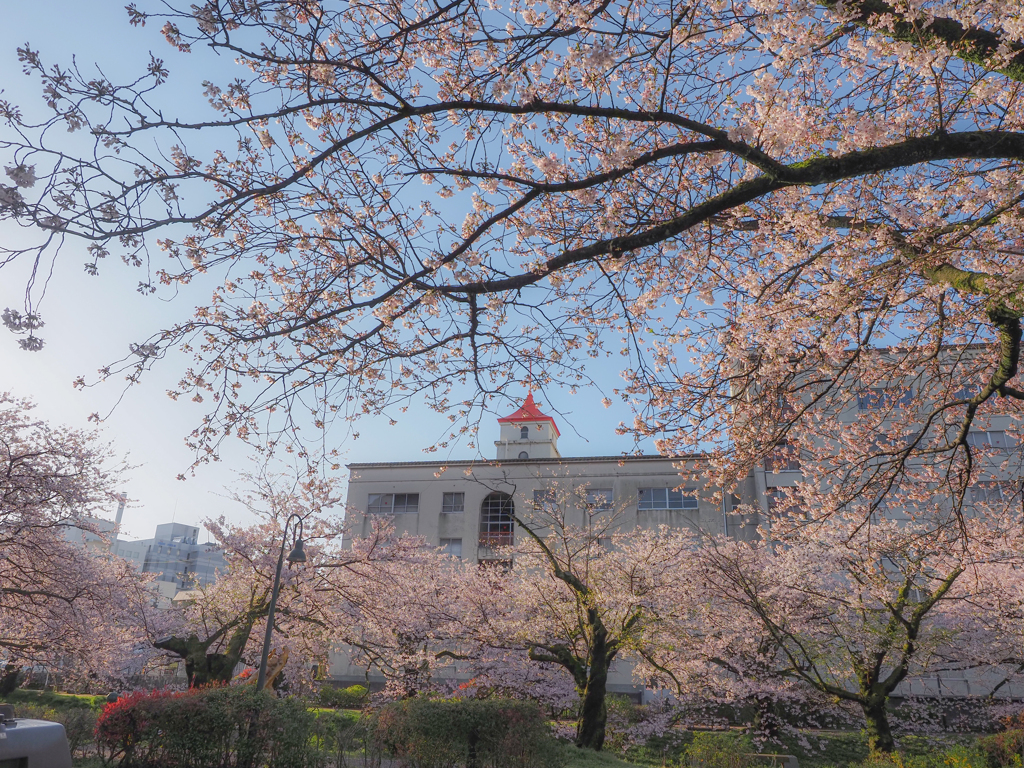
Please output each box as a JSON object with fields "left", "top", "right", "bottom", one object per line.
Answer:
{"left": 495, "top": 392, "right": 561, "bottom": 460}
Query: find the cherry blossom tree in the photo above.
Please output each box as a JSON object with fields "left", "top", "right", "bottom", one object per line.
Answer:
{"left": 648, "top": 510, "right": 1024, "bottom": 754}
{"left": 152, "top": 470, "right": 340, "bottom": 688}
{"left": 0, "top": 0, "right": 1021, "bottom": 522}
{"left": 0, "top": 391, "right": 155, "bottom": 685}
{"left": 154, "top": 468, "right": 420, "bottom": 691}
{"left": 338, "top": 497, "right": 695, "bottom": 750}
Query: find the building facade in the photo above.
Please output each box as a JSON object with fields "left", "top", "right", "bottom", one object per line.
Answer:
{"left": 336, "top": 386, "right": 1024, "bottom": 699}
{"left": 113, "top": 522, "right": 226, "bottom": 592}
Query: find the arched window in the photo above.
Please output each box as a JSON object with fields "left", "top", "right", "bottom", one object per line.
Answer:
{"left": 518, "top": 451, "right": 529, "bottom": 459}
{"left": 520, "top": 425, "right": 529, "bottom": 439}
{"left": 479, "top": 492, "right": 515, "bottom": 548}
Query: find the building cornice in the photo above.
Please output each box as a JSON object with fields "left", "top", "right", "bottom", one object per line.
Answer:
{"left": 346, "top": 453, "right": 707, "bottom": 470}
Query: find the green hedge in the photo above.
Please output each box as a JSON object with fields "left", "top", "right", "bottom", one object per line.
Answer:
{"left": 373, "top": 697, "right": 564, "bottom": 768}
{"left": 318, "top": 684, "right": 369, "bottom": 710}
{"left": 95, "top": 686, "right": 318, "bottom": 768}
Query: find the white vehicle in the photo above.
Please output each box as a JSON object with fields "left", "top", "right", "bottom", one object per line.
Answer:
{"left": 0, "top": 704, "right": 72, "bottom": 768}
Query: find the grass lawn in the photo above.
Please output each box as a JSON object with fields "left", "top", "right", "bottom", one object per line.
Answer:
{"left": 1, "top": 688, "right": 106, "bottom": 711}
{"left": 562, "top": 744, "right": 648, "bottom": 768}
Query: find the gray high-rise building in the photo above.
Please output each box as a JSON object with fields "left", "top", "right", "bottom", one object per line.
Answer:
{"left": 114, "top": 522, "right": 226, "bottom": 590}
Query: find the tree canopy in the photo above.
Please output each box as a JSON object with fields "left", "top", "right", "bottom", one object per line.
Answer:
{"left": 2, "top": 0, "right": 1023, "bottom": 518}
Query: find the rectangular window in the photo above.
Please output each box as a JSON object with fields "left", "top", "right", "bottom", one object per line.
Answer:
{"left": 766, "top": 488, "right": 805, "bottom": 519}
{"left": 953, "top": 383, "right": 982, "bottom": 401}
{"left": 585, "top": 488, "right": 614, "bottom": 511}
{"left": 857, "top": 388, "right": 912, "bottom": 411}
{"left": 533, "top": 489, "right": 558, "bottom": 512}
{"left": 367, "top": 493, "right": 420, "bottom": 515}
{"left": 478, "top": 559, "right": 513, "bottom": 571}
{"left": 441, "top": 492, "right": 465, "bottom": 514}
{"left": 970, "top": 483, "right": 1007, "bottom": 503}
{"left": 764, "top": 442, "right": 801, "bottom": 473}
{"left": 966, "top": 431, "right": 1011, "bottom": 450}
{"left": 638, "top": 487, "right": 698, "bottom": 510}
{"left": 440, "top": 538, "right": 463, "bottom": 558}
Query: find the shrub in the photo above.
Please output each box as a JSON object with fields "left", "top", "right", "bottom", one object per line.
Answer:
{"left": 978, "top": 730, "right": 1024, "bottom": 768}
{"left": 850, "top": 745, "right": 990, "bottom": 768}
{"left": 319, "top": 684, "right": 369, "bottom": 710}
{"left": 94, "top": 685, "right": 316, "bottom": 768}
{"left": 309, "top": 709, "right": 369, "bottom": 767}
{"left": 374, "top": 697, "right": 564, "bottom": 768}
{"left": 684, "top": 732, "right": 754, "bottom": 768}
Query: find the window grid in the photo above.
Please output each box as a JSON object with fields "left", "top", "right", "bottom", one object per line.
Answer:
{"left": 966, "top": 431, "right": 1011, "bottom": 450}
{"left": 766, "top": 488, "right": 805, "bottom": 519}
{"left": 857, "top": 388, "right": 913, "bottom": 411}
{"left": 764, "top": 442, "right": 801, "bottom": 473}
{"left": 441, "top": 492, "right": 465, "bottom": 514}
{"left": 970, "top": 483, "right": 1008, "bottom": 503}
{"left": 440, "top": 538, "right": 463, "bottom": 558}
{"left": 533, "top": 489, "right": 558, "bottom": 512}
{"left": 479, "top": 492, "right": 515, "bottom": 548}
{"left": 638, "top": 487, "right": 698, "bottom": 511}
{"left": 585, "top": 488, "right": 614, "bottom": 512}
{"left": 368, "top": 493, "right": 420, "bottom": 515}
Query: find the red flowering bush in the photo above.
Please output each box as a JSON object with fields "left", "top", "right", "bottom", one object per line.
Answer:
{"left": 95, "top": 689, "right": 176, "bottom": 767}
{"left": 94, "top": 685, "right": 315, "bottom": 767}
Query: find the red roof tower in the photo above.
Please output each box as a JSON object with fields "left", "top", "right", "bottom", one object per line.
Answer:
{"left": 495, "top": 392, "right": 561, "bottom": 459}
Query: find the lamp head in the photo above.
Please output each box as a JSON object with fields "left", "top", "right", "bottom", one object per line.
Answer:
{"left": 287, "top": 537, "right": 307, "bottom": 565}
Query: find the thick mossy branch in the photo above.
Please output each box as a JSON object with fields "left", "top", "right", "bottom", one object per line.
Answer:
{"left": 819, "top": 0, "right": 1024, "bottom": 83}
{"left": 923, "top": 263, "right": 1024, "bottom": 445}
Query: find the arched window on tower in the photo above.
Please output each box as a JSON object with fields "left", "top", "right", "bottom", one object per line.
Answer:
{"left": 479, "top": 492, "right": 515, "bottom": 549}
{"left": 520, "top": 425, "right": 529, "bottom": 439}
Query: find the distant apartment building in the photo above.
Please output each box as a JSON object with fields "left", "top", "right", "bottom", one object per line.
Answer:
{"left": 113, "top": 522, "right": 226, "bottom": 591}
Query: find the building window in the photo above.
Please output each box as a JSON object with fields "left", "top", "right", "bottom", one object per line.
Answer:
{"left": 479, "top": 492, "right": 515, "bottom": 548}
{"left": 442, "top": 492, "right": 465, "bottom": 514}
{"left": 764, "top": 442, "right": 801, "bottom": 472}
{"left": 368, "top": 493, "right": 419, "bottom": 515}
{"left": 638, "top": 487, "right": 698, "bottom": 510}
{"left": 857, "top": 388, "right": 912, "bottom": 411}
{"left": 585, "top": 488, "right": 613, "bottom": 512}
{"left": 478, "top": 559, "right": 513, "bottom": 571}
{"left": 966, "top": 431, "right": 1011, "bottom": 450}
{"left": 766, "top": 488, "right": 805, "bottom": 518}
{"left": 440, "top": 538, "right": 463, "bottom": 558}
{"left": 518, "top": 451, "right": 529, "bottom": 459}
{"left": 520, "top": 425, "right": 529, "bottom": 439}
{"left": 970, "top": 483, "right": 1008, "bottom": 503}
{"left": 953, "top": 383, "right": 982, "bottom": 401}
{"left": 533, "top": 489, "right": 558, "bottom": 513}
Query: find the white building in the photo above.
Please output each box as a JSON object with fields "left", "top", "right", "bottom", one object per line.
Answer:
{"left": 345, "top": 392, "right": 747, "bottom": 564}
{"left": 335, "top": 384, "right": 1024, "bottom": 699}
{"left": 334, "top": 393, "right": 752, "bottom": 690}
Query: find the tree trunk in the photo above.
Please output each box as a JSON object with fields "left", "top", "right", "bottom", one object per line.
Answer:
{"left": 575, "top": 619, "right": 610, "bottom": 751}
{"left": 862, "top": 699, "right": 895, "bottom": 754}
{"left": 0, "top": 664, "right": 20, "bottom": 696}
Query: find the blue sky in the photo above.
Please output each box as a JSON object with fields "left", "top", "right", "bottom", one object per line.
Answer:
{"left": 0, "top": 1, "right": 658, "bottom": 539}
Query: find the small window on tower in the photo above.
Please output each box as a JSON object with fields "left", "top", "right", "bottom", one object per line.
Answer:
{"left": 518, "top": 451, "right": 529, "bottom": 459}
{"left": 521, "top": 425, "right": 529, "bottom": 439}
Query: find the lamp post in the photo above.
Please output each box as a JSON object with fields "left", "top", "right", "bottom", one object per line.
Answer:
{"left": 255, "top": 513, "right": 307, "bottom": 691}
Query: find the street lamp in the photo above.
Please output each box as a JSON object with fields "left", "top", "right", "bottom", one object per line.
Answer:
{"left": 255, "top": 513, "right": 307, "bottom": 691}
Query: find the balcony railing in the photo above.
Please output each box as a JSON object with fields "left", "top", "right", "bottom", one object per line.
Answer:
{"left": 478, "top": 532, "right": 514, "bottom": 548}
